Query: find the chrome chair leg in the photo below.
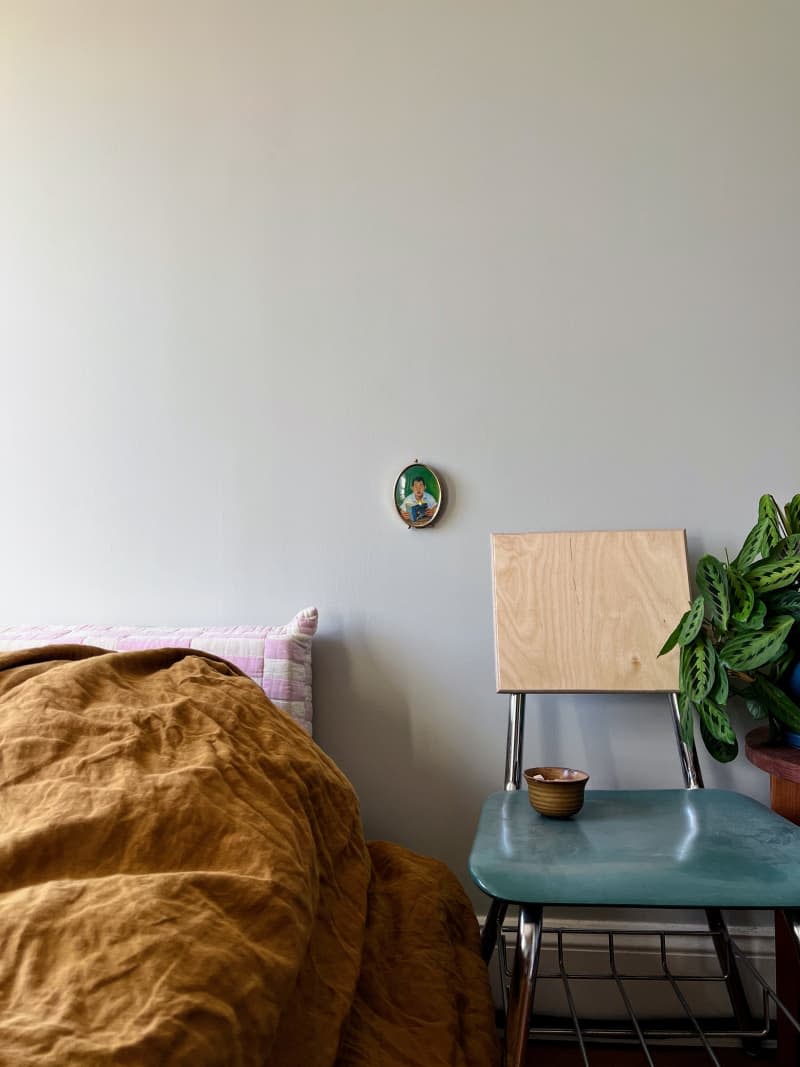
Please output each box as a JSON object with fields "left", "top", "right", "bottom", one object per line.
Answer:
{"left": 505, "top": 693, "right": 526, "bottom": 792}
{"left": 669, "top": 692, "right": 704, "bottom": 790}
{"left": 782, "top": 908, "right": 800, "bottom": 955}
{"left": 481, "top": 897, "right": 508, "bottom": 964}
{"left": 505, "top": 903, "right": 543, "bottom": 1067}
{"left": 777, "top": 909, "right": 800, "bottom": 1067}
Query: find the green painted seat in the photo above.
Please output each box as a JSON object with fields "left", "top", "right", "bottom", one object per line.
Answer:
{"left": 471, "top": 789, "right": 800, "bottom": 909}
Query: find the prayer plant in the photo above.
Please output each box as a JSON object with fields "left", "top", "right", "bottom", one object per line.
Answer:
{"left": 660, "top": 493, "right": 800, "bottom": 763}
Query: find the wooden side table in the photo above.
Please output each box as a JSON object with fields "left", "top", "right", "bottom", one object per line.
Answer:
{"left": 745, "top": 726, "right": 800, "bottom": 1067}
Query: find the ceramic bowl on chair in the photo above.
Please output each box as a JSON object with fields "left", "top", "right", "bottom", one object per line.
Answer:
{"left": 523, "top": 766, "right": 589, "bottom": 818}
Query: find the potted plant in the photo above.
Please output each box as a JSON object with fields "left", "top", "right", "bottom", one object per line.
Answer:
{"left": 660, "top": 493, "right": 800, "bottom": 762}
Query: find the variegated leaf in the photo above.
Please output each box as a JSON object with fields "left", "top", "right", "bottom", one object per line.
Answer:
{"left": 732, "top": 519, "right": 768, "bottom": 571}
{"left": 746, "top": 556, "right": 800, "bottom": 593}
{"left": 743, "top": 689, "right": 767, "bottom": 720}
{"left": 751, "top": 675, "right": 800, "bottom": 733}
{"left": 698, "top": 698, "right": 737, "bottom": 745}
{"left": 679, "top": 595, "right": 706, "bottom": 646}
{"left": 699, "top": 716, "right": 738, "bottom": 763}
{"left": 680, "top": 635, "right": 716, "bottom": 701}
{"left": 679, "top": 637, "right": 690, "bottom": 695}
{"left": 658, "top": 595, "right": 706, "bottom": 657}
{"left": 785, "top": 494, "right": 800, "bottom": 536}
{"left": 763, "top": 589, "right": 800, "bottom": 621}
{"left": 659, "top": 615, "right": 684, "bottom": 658}
{"left": 677, "top": 690, "right": 694, "bottom": 747}
{"left": 695, "top": 555, "right": 730, "bottom": 632}
{"left": 728, "top": 566, "right": 755, "bottom": 623}
{"left": 709, "top": 659, "right": 729, "bottom": 706}
{"left": 735, "top": 598, "right": 767, "bottom": 631}
{"left": 759, "top": 645, "right": 794, "bottom": 682}
{"left": 719, "top": 615, "right": 795, "bottom": 671}
{"left": 759, "top": 494, "right": 784, "bottom": 551}
{"left": 769, "top": 534, "right": 800, "bottom": 561}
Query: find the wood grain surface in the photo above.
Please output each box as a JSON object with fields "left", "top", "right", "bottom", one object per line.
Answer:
{"left": 491, "top": 530, "right": 690, "bottom": 693}
{"left": 745, "top": 726, "right": 800, "bottom": 788}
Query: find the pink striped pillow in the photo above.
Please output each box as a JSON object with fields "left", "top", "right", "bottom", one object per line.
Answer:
{"left": 0, "top": 608, "right": 318, "bottom": 735}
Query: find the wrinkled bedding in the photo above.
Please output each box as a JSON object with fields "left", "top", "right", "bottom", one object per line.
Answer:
{"left": 0, "top": 646, "right": 498, "bottom": 1066}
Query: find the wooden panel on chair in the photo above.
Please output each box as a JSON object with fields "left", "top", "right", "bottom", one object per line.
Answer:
{"left": 492, "top": 529, "right": 690, "bottom": 693}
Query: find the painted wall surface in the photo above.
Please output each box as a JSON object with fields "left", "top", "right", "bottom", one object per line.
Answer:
{"left": 2, "top": 2, "right": 799, "bottom": 908}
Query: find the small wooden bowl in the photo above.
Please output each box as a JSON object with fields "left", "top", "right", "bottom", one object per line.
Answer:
{"left": 523, "top": 766, "right": 589, "bottom": 818}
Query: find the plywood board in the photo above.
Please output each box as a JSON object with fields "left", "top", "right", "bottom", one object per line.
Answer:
{"left": 491, "top": 530, "right": 690, "bottom": 693}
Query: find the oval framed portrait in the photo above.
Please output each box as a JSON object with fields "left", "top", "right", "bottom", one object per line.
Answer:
{"left": 394, "top": 462, "right": 444, "bottom": 529}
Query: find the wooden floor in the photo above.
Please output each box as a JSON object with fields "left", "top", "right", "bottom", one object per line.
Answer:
{"left": 525, "top": 1041, "right": 775, "bottom": 1065}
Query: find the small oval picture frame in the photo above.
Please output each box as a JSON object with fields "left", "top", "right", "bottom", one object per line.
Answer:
{"left": 394, "top": 462, "right": 444, "bottom": 529}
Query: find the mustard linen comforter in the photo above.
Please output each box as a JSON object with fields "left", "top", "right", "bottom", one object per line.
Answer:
{"left": 0, "top": 646, "right": 498, "bottom": 1066}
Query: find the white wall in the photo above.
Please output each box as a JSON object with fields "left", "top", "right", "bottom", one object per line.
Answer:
{"left": 2, "top": 1, "right": 799, "bottom": 907}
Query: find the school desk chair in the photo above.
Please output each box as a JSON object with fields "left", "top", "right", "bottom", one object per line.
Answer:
{"left": 470, "top": 529, "right": 800, "bottom": 1067}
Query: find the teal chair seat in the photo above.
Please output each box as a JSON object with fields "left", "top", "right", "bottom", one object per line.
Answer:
{"left": 471, "top": 789, "right": 800, "bottom": 909}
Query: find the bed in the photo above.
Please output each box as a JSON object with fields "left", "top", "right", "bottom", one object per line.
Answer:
{"left": 0, "top": 617, "right": 499, "bottom": 1066}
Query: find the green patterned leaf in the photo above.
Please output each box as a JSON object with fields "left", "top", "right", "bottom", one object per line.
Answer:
{"left": 658, "top": 595, "right": 706, "bottom": 657}
{"left": 709, "top": 660, "right": 729, "bottom": 706}
{"left": 677, "top": 691, "right": 694, "bottom": 747}
{"left": 679, "top": 596, "right": 706, "bottom": 645}
{"left": 759, "top": 494, "right": 784, "bottom": 551}
{"left": 735, "top": 598, "right": 767, "bottom": 631}
{"left": 697, "top": 698, "right": 737, "bottom": 745}
{"left": 679, "top": 637, "right": 690, "bottom": 694}
{"left": 699, "top": 716, "right": 738, "bottom": 763}
{"left": 751, "top": 675, "right": 800, "bottom": 732}
{"left": 695, "top": 555, "right": 730, "bottom": 632}
{"left": 661, "top": 623, "right": 678, "bottom": 653}
{"left": 759, "top": 645, "right": 794, "bottom": 681}
{"left": 763, "top": 589, "right": 800, "bottom": 621}
{"left": 680, "top": 635, "right": 716, "bottom": 701}
{"left": 746, "top": 556, "right": 800, "bottom": 593}
{"left": 769, "top": 534, "right": 800, "bottom": 561}
{"left": 659, "top": 621, "right": 682, "bottom": 658}
{"left": 743, "top": 689, "right": 767, "bottom": 720}
{"left": 785, "top": 494, "right": 800, "bottom": 536}
{"left": 719, "top": 615, "right": 795, "bottom": 671}
{"left": 733, "top": 519, "right": 768, "bottom": 571}
{"left": 728, "top": 567, "right": 755, "bottom": 623}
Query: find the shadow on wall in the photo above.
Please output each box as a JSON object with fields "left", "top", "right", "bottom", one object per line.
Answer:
{"left": 311, "top": 628, "right": 479, "bottom": 872}
{"left": 525, "top": 691, "right": 770, "bottom": 795}
{"left": 517, "top": 692, "right": 675, "bottom": 792}
{"left": 312, "top": 629, "right": 412, "bottom": 823}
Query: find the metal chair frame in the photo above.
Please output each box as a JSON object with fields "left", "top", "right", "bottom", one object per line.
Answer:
{"left": 482, "top": 687, "right": 800, "bottom": 1062}
{"left": 481, "top": 690, "right": 800, "bottom": 1067}
{"left": 480, "top": 687, "right": 800, "bottom": 1062}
